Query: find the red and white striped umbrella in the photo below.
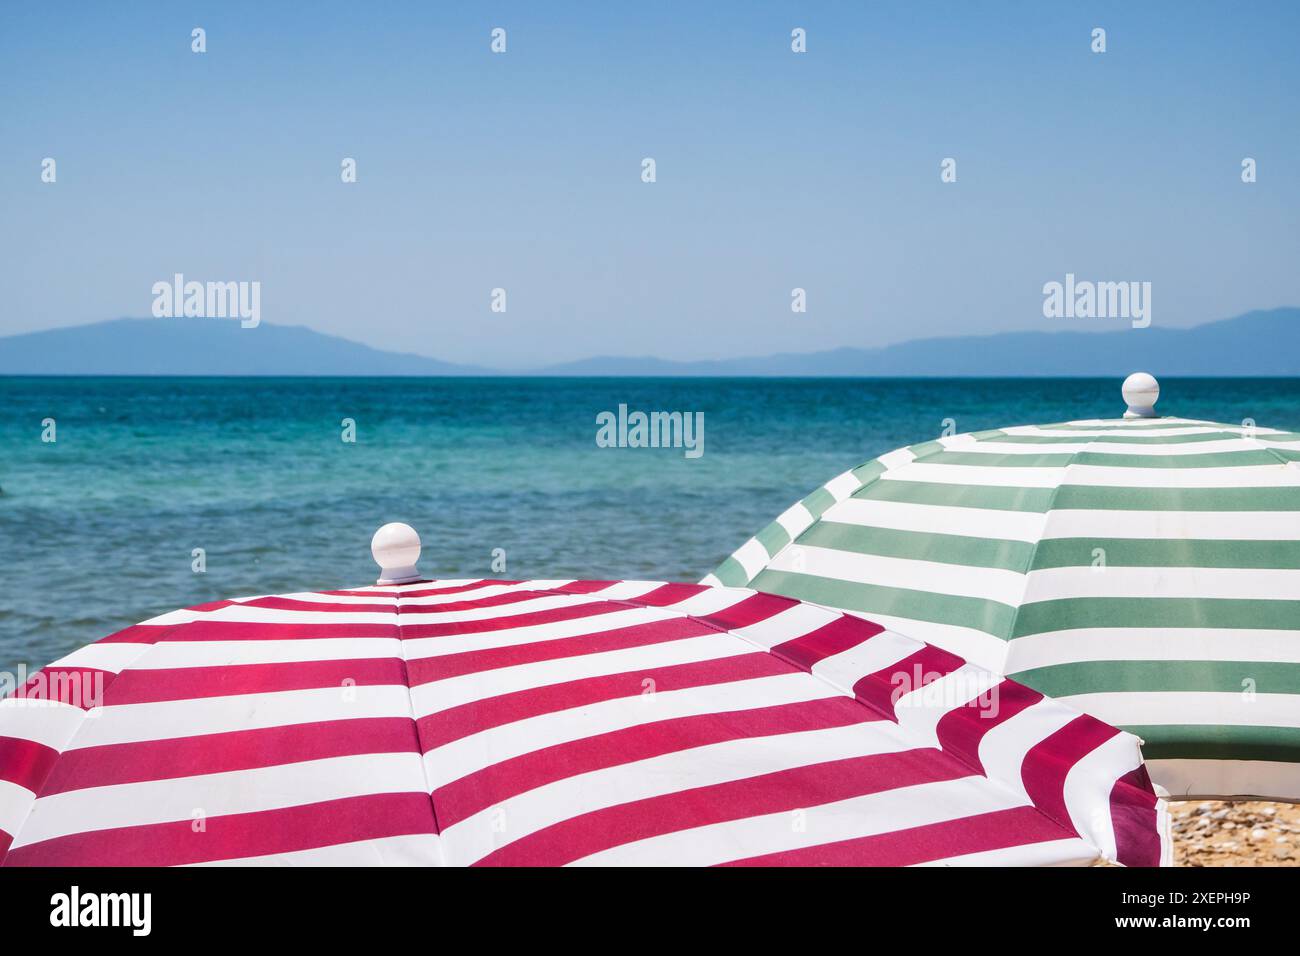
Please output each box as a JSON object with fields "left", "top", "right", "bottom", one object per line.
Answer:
{"left": 0, "top": 525, "right": 1169, "bottom": 866}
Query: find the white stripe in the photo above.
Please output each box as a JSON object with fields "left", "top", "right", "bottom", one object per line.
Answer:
{"left": 424, "top": 672, "right": 836, "bottom": 790}
{"left": 130, "top": 638, "right": 402, "bottom": 669}
{"left": 404, "top": 606, "right": 680, "bottom": 660}
{"left": 723, "top": 602, "right": 840, "bottom": 650}
{"left": 767, "top": 545, "right": 1025, "bottom": 607}
{"left": 410, "top": 635, "right": 754, "bottom": 719}
{"left": 1041, "top": 508, "right": 1300, "bottom": 540}
{"left": 775, "top": 502, "right": 815, "bottom": 539}
{"left": 1064, "top": 463, "right": 1300, "bottom": 488}
{"left": 842, "top": 612, "right": 1010, "bottom": 675}
{"left": 916, "top": 838, "right": 1097, "bottom": 867}
{"left": 579, "top": 581, "right": 669, "bottom": 601}
{"left": 1061, "top": 732, "right": 1146, "bottom": 861}
{"left": 662, "top": 586, "right": 756, "bottom": 617}
{"left": 569, "top": 776, "right": 1027, "bottom": 867}
{"left": 1059, "top": 691, "right": 1300, "bottom": 729}
{"left": 190, "top": 833, "right": 444, "bottom": 867}
{"left": 0, "top": 698, "right": 87, "bottom": 750}
{"left": 0, "top": 778, "right": 35, "bottom": 839}
{"left": 810, "top": 629, "right": 924, "bottom": 698}
{"left": 893, "top": 665, "right": 1002, "bottom": 750}
{"left": 1147, "top": 758, "right": 1300, "bottom": 802}
{"left": 976, "top": 700, "right": 1078, "bottom": 808}
{"left": 392, "top": 594, "right": 597, "bottom": 624}
{"left": 823, "top": 497, "right": 1046, "bottom": 543}
{"left": 877, "top": 447, "right": 918, "bottom": 471}
{"left": 1005, "top": 627, "right": 1300, "bottom": 673}
{"left": 1022, "top": 565, "right": 1300, "bottom": 602}
{"left": 884, "top": 463, "right": 1066, "bottom": 488}
{"left": 962, "top": 439, "right": 1263, "bottom": 456}
{"left": 824, "top": 470, "right": 861, "bottom": 502}
{"left": 193, "top": 605, "right": 396, "bottom": 625}
{"left": 11, "top": 752, "right": 430, "bottom": 849}
{"left": 733, "top": 538, "right": 771, "bottom": 580}
{"left": 46, "top": 642, "right": 154, "bottom": 675}
{"left": 440, "top": 720, "right": 916, "bottom": 865}
{"left": 65, "top": 685, "right": 413, "bottom": 749}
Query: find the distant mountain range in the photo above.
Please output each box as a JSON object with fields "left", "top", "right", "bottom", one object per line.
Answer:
{"left": 1, "top": 309, "right": 1297, "bottom": 376}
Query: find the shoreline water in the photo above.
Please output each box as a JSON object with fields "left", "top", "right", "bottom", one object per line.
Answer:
{"left": 3, "top": 375, "right": 1299, "bottom": 672}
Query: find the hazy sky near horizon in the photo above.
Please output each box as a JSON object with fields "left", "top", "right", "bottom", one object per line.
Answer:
{"left": 3, "top": 1, "right": 1298, "bottom": 366}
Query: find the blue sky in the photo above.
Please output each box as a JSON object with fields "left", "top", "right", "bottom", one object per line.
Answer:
{"left": 2, "top": 1, "right": 1297, "bottom": 366}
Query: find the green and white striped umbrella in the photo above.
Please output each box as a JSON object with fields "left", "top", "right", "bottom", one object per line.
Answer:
{"left": 704, "top": 374, "right": 1300, "bottom": 802}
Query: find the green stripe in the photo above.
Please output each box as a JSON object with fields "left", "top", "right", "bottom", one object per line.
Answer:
{"left": 801, "top": 520, "right": 1033, "bottom": 571}
{"left": 751, "top": 569, "right": 1016, "bottom": 637}
{"left": 984, "top": 431, "right": 1242, "bottom": 446}
{"left": 1127, "top": 724, "right": 1300, "bottom": 763}
{"left": 711, "top": 555, "right": 750, "bottom": 587}
{"left": 1012, "top": 660, "right": 1300, "bottom": 696}
{"left": 1035, "top": 420, "right": 1214, "bottom": 432}
{"left": 800, "top": 486, "right": 837, "bottom": 519}
{"left": 921, "top": 450, "right": 1073, "bottom": 468}
{"left": 1031, "top": 538, "right": 1300, "bottom": 569}
{"left": 851, "top": 459, "right": 887, "bottom": 484}
{"left": 1072, "top": 449, "right": 1280, "bottom": 468}
{"left": 906, "top": 439, "right": 946, "bottom": 459}
{"left": 1053, "top": 485, "right": 1300, "bottom": 511}
{"left": 857, "top": 479, "right": 1056, "bottom": 512}
{"left": 755, "top": 520, "right": 792, "bottom": 558}
{"left": 1012, "top": 596, "right": 1300, "bottom": 637}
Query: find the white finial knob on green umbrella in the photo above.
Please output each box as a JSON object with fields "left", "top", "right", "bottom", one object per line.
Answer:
{"left": 372, "top": 522, "right": 421, "bottom": 584}
{"left": 1122, "top": 371, "right": 1160, "bottom": 418}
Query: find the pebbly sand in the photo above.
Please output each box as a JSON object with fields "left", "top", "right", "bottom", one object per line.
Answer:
{"left": 1171, "top": 800, "right": 1300, "bottom": 866}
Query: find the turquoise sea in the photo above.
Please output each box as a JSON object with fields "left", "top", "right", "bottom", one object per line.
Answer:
{"left": 3, "top": 376, "right": 1299, "bottom": 674}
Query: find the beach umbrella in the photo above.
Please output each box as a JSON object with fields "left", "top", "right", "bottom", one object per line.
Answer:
{"left": 0, "top": 524, "right": 1167, "bottom": 866}
{"left": 704, "top": 374, "right": 1300, "bottom": 802}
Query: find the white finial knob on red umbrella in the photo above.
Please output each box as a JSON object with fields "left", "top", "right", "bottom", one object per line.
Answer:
{"left": 372, "top": 522, "right": 422, "bottom": 585}
{"left": 1122, "top": 372, "right": 1160, "bottom": 419}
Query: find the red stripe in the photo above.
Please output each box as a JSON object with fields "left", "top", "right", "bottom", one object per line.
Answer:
{"left": 695, "top": 592, "right": 799, "bottom": 630}
{"left": 98, "top": 658, "right": 406, "bottom": 705}
{"left": 38, "top": 717, "right": 421, "bottom": 795}
{"left": 551, "top": 581, "right": 618, "bottom": 594}
{"left": 406, "top": 616, "right": 715, "bottom": 684}
{"left": 851, "top": 645, "right": 965, "bottom": 719}
{"left": 323, "top": 580, "right": 496, "bottom": 598}
{"left": 769, "top": 614, "right": 883, "bottom": 670}
{"left": 0, "top": 736, "right": 60, "bottom": 794}
{"left": 2, "top": 792, "right": 437, "bottom": 867}
{"left": 395, "top": 599, "right": 622, "bottom": 640}
{"left": 241, "top": 596, "right": 395, "bottom": 613}
{"left": 1110, "top": 765, "right": 1163, "bottom": 867}
{"left": 435, "top": 696, "right": 877, "bottom": 828}
{"left": 720, "top": 805, "right": 1071, "bottom": 866}
{"left": 933, "top": 679, "right": 1043, "bottom": 774}
{"left": 399, "top": 589, "right": 565, "bottom": 615}
{"left": 0, "top": 830, "right": 11, "bottom": 861}
{"left": 417, "top": 652, "right": 788, "bottom": 750}
{"left": 97, "top": 623, "right": 181, "bottom": 644}
{"left": 12, "top": 668, "right": 111, "bottom": 710}
{"left": 131, "top": 620, "right": 399, "bottom": 641}
{"left": 1022, "top": 714, "right": 1119, "bottom": 835}
{"left": 474, "top": 748, "right": 970, "bottom": 866}
{"left": 630, "top": 583, "right": 710, "bottom": 607}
